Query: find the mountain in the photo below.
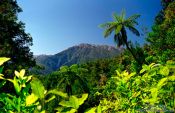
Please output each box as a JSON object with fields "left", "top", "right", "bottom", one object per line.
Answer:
{"left": 34, "top": 43, "right": 122, "bottom": 74}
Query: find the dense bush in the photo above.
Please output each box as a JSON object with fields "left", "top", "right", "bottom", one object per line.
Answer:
{"left": 0, "top": 58, "right": 88, "bottom": 113}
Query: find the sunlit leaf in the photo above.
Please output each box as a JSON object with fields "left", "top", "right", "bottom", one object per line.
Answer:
{"left": 30, "top": 78, "right": 45, "bottom": 99}
{"left": 59, "top": 94, "right": 88, "bottom": 109}
{"left": 47, "top": 89, "right": 68, "bottom": 98}
{"left": 78, "top": 94, "right": 88, "bottom": 106}
{"left": 85, "top": 107, "right": 96, "bottom": 113}
{"left": 66, "top": 109, "right": 77, "bottom": 113}
{"left": 168, "top": 75, "right": 175, "bottom": 81}
{"left": 7, "top": 77, "right": 21, "bottom": 94}
{"left": 0, "top": 74, "right": 5, "bottom": 79}
{"left": 15, "top": 69, "right": 25, "bottom": 79}
{"left": 40, "top": 110, "right": 46, "bottom": 113}
{"left": 45, "top": 95, "right": 56, "bottom": 103}
{"left": 97, "top": 104, "right": 102, "bottom": 113}
{"left": 159, "top": 66, "right": 169, "bottom": 76}
{"left": 157, "top": 78, "right": 167, "bottom": 89}
{"left": 26, "top": 93, "right": 38, "bottom": 106}
{"left": 0, "top": 57, "right": 10, "bottom": 66}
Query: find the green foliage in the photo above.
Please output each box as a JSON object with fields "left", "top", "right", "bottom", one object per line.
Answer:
{"left": 56, "top": 94, "right": 88, "bottom": 113}
{"left": 99, "top": 10, "right": 142, "bottom": 65}
{"left": 146, "top": 1, "right": 175, "bottom": 63}
{"left": 0, "top": 0, "right": 35, "bottom": 70}
{"left": 99, "top": 61, "right": 175, "bottom": 112}
{"left": 0, "top": 58, "right": 88, "bottom": 113}
{"left": 0, "top": 58, "right": 36, "bottom": 112}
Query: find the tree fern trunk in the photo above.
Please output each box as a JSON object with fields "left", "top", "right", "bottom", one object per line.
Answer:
{"left": 121, "top": 27, "right": 141, "bottom": 65}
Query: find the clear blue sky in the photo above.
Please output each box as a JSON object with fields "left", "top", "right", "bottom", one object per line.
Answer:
{"left": 18, "top": 0, "right": 161, "bottom": 55}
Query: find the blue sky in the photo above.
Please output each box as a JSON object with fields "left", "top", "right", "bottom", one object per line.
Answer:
{"left": 18, "top": 0, "right": 161, "bottom": 55}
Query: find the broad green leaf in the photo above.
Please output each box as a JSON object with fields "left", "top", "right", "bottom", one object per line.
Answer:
{"left": 26, "top": 93, "right": 38, "bottom": 106}
{"left": 47, "top": 89, "right": 68, "bottom": 98}
{"left": 78, "top": 94, "right": 88, "bottom": 106}
{"left": 0, "top": 57, "right": 10, "bottom": 66}
{"left": 149, "top": 63, "right": 156, "bottom": 68}
{"left": 40, "top": 110, "right": 46, "bottom": 113}
{"left": 15, "top": 69, "right": 25, "bottom": 79}
{"left": 55, "top": 107, "right": 64, "bottom": 112}
{"left": 66, "top": 109, "right": 77, "bottom": 113}
{"left": 9, "top": 111, "right": 14, "bottom": 113}
{"left": 97, "top": 104, "right": 102, "bottom": 113}
{"left": 59, "top": 99, "right": 75, "bottom": 108}
{"left": 0, "top": 74, "right": 5, "bottom": 79}
{"left": 30, "top": 78, "right": 45, "bottom": 99}
{"left": 85, "top": 107, "right": 96, "bottom": 113}
{"left": 7, "top": 77, "right": 21, "bottom": 94}
{"left": 130, "top": 72, "right": 136, "bottom": 77}
{"left": 59, "top": 94, "right": 88, "bottom": 109}
{"left": 157, "top": 78, "right": 167, "bottom": 89}
{"left": 140, "top": 68, "right": 145, "bottom": 74}
{"left": 45, "top": 95, "right": 55, "bottom": 103}
{"left": 116, "top": 70, "right": 121, "bottom": 76}
{"left": 150, "top": 88, "right": 158, "bottom": 99}
{"left": 168, "top": 75, "right": 175, "bottom": 81}
{"left": 69, "top": 96, "right": 79, "bottom": 109}
{"left": 159, "top": 66, "right": 169, "bottom": 76}
{"left": 26, "top": 75, "right": 32, "bottom": 82}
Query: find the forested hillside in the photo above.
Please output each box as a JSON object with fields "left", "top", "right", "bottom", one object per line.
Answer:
{"left": 34, "top": 43, "right": 122, "bottom": 74}
{"left": 0, "top": 0, "right": 174, "bottom": 113}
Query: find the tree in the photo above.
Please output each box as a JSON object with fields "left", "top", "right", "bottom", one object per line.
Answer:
{"left": 55, "top": 64, "right": 89, "bottom": 96}
{"left": 146, "top": 1, "right": 175, "bottom": 62}
{"left": 0, "top": 0, "right": 35, "bottom": 73}
{"left": 99, "top": 10, "right": 141, "bottom": 64}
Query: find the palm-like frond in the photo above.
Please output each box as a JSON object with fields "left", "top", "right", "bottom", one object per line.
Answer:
{"left": 99, "top": 22, "right": 114, "bottom": 28}
{"left": 127, "top": 25, "right": 140, "bottom": 36}
{"left": 103, "top": 22, "right": 118, "bottom": 38}
{"left": 126, "top": 14, "right": 140, "bottom": 25}
{"left": 115, "top": 24, "right": 122, "bottom": 35}
{"left": 112, "top": 12, "right": 121, "bottom": 22}
{"left": 127, "top": 14, "right": 140, "bottom": 21}
{"left": 120, "top": 9, "right": 126, "bottom": 22}
{"left": 100, "top": 10, "right": 140, "bottom": 46}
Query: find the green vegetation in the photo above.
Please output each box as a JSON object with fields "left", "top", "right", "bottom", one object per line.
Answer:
{"left": 0, "top": 0, "right": 35, "bottom": 94}
{"left": 99, "top": 10, "right": 142, "bottom": 65}
{"left": 0, "top": 0, "right": 35, "bottom": 70}
{"left": 0, "top": 0, "right": 175, "bottom": 113}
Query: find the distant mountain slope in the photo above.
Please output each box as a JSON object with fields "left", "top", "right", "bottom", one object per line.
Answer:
{"left": 34, "top": 43, "right": 122, "bottom": 74}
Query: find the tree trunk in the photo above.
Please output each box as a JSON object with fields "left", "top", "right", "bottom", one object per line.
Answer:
{"left": 125, "top": 42, "right": 140, "bottom": 64}
{"left": 121, "top": 27, "right": 141, "bottom": 65}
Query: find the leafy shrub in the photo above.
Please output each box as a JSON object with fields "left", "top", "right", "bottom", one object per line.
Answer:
{"left": 0, "top": 57, "right": 88, "bottom": 113}
{"left": 91, "top": 61, "right": 175, "bottom": 113}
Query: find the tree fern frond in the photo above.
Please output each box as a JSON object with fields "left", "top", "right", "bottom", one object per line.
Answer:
{"left": 127, "top": 25, "right": 140, "bottom": 36}
{"left": 103, "top": 23, "right": 118, "bottom": 37}
{"left": 112, "top": 12, "right": 121, "bottom": 22}
{"left": 99, "top": 22, "right": 117, "bottom": 28}
{"left": 127, "top": 14, "right": 140, "bottom": 21}
{"left": 115, "top": 25, "right": 122, "bottom": 35}
{"left": 121, "top": 9, "right": 126, "bottom": 21}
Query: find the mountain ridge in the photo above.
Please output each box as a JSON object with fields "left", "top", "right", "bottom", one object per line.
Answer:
{"left": 34, "top": 43, "right": 123, "bottom": 74}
